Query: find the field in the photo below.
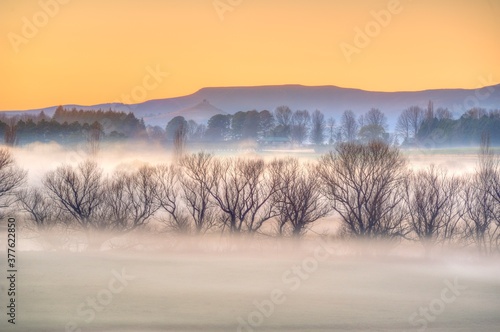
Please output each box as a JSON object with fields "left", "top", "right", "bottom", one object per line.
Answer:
{"left": 1, "top": 144, "right": 499, "bottom": 331}
{"left": 1, "top": 236, "right": 500, "bottom": 332}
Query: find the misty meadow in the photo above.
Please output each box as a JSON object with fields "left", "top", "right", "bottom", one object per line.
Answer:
{"left": 0, "top": 102, "right": 499, "bottom": 331}
{"left": 2, "top": 0, "right": 500, "bottom": 331}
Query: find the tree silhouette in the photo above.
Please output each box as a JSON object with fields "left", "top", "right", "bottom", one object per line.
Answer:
{"left": 318, "top": 141, "right": 408, "bottom": 239}
{"left": 310, "top": 110, "right": 326, "bottom": 146}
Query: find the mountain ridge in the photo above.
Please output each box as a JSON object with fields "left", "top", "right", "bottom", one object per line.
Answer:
{"left": 3, "top": 84, "right": 500, "bottom": 127}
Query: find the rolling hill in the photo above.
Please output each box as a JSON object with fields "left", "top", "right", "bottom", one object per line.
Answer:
{"left": 3, "top": 84, "right": 500, "bottom": 128}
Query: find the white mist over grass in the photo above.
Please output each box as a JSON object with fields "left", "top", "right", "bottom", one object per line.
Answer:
{"left": 2, "top": 142, "right": 498, "bottom": 331}
{"left": 1, "top": 235, "right": 500, "bottom": 332}
{"left": 10, "top": 142, "right": 482, "bottom": 186}
{"left": 11, "top": 141, "right": 176, "bottom": 185}
{"left": 404, "top": 149, "right": 479, "bottom": 175}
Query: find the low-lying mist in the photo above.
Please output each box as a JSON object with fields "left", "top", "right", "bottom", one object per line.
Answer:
{"left": 12, "top": 141, "right": 482, "bottom": 185}
{"left": 12, "top": 141, "right": 177, "bottom": 185}
{"left": 3, "top": 231, "right": 500, "bottom": 332}
{"left": 1, "top": 141, "right": 499, "bottom": 332}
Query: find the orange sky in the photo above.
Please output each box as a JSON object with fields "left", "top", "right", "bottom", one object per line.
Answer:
{"left": 1, "top": 0, "right": 499, "bottom": 110}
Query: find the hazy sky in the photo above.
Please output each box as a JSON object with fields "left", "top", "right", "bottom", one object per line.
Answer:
{"left": 1, "top": 0, "right": 499, "bottom": 110}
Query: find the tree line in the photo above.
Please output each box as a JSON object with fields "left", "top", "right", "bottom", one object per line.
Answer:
{"left": 163, "top": 102, "right": 500, "bottom": 148}
{"left": 0, "top": 107, "right": 147, "bottom": 146}
{"left": 161, "top": 107, "right": 383, "bottom": 146}
{"left": 396, "top": 101, "right": 500, "bottom": 147}
{"left": 1, "top": 138, "right": 499, "bottom": 253}
{"left": 2, "top": 102, "right": 499, "bottom": 149}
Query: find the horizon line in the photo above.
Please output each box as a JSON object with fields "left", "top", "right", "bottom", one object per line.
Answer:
{"left": 2, "top": 82, "right": 499, "bottom": 113}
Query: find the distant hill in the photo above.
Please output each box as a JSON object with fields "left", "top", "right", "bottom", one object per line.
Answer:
{"left": 3, "top": 84, "right": 500, "bottom": 128}
{"left": 145, "top": 99, "right": 228, "bottom": 125}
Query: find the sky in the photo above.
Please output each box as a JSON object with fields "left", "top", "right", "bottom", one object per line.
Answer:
{"left": 1, "top": 0, "right": 499, "bottom": 110}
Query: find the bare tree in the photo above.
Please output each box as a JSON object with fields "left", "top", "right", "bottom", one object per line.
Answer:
{"left": 244, "top": 159, "right": 281, "bottom": 233}
{"left": 178, "top": 152, "right": 217, "bottom": 234}
{"left": 16, "top": 187, "right": 69, "bottom": 249}
{"left": 462, "top": 134, "right": 500, "bottom": 253}
{"left": 43, "top": 160, "right": 104, "bottom": 230}
{"left": 358, "top": 108, "right": 389, "bottom": 143}
{"left": 310, "top": 110, "right": 326, "bottom": 146}
{"left": 17, "top": 187, "right": 62, "bottom": 232}
{"left": 153, "top": 163, "right": 189, "bottom": 233}
{"left": 340, "top": 110, "right": 358, "bottom": 142}
{"left": 407, "top": 106, "right": 424, "bottom": 138}
{"left": 318, "top": 141, "right": 408, "bottom": 239}
{"left": 403, "top": 165, "right": 463, "bottom": 250}
{"left": 291, "top": 110, "right": 310, "bottom": 144}
{"left": 173, "top": 122, "right": 187, "bottom": 160}
{"left": 0, "top": 148, "right": 27, "bottom": 217}
{"left": 327, "top": 117, "right": 336, "bottom": 145}
{"left": 272, "top": 158, "right": 329, "bottom": 237}
{"left": 43, "top": 160, "right": 106, "bottom": 249}
{"left": 396, "top": 106, "right": 424, "bottom": 143}
{"left": 86, "top": 121, "right": 103, "bottom": 157}
{"left": 274, "top": 106, "right": 293, "bottom": 128}
{"left": 363, "top": 108, "right": 388, "bottom": 129}
{"left": 396, "top": 110, "right": 411, "bottom": 142}
{"left": 186, "top": 120, "right": 199, "bottom": 140}
{"left": 462, "top": 174, "right": 499, "bottom": 254}
{"left": 203, "top": 157, "right": 275, "bottom": 233}
{"left": 105, "top": 165, "right": 160, "bottom": 233}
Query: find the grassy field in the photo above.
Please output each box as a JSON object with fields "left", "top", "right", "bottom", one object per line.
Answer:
{"left": 2, "top": 143, "right": 499, "bottom": 331}
{"left": 1, "top": 236, "right": 500, "bottom": 332}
